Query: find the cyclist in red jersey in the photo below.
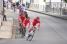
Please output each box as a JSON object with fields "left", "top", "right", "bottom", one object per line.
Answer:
{"left": 29, "top": 17, "right": 40, "bottom": 33}
{"left": 32, "top": 17, "right": 40, "bottom": 27}
{"left": 26, "top": 17, "right": 40, "bottom": 41}
{"left": 18, "top": 14, "right": 26, "bottom": 24}
{"left": 18, "top": 13, "right": 26, "bottom": 35}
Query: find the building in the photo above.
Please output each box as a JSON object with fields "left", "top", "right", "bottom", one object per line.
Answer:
{"left": 29, "top": 0, "right": 46, "bottom": 12}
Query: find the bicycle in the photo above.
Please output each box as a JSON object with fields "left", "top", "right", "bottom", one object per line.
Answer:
{"left": 26, "top": 26, "right": 38, "bottom": 41}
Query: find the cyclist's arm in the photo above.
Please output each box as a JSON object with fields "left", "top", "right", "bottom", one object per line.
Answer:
{"left": 28, "top": 20, "right": 30, "bottom": 28}
{"left": 23, "top": 19, "right": 26, "bottom": 28}
{"left": 18, "top": 16, "right": 22, "bottom": 23}
{"left": 36, "top": 22, "right": 40, "bottom": 31}
{"left": 38, "top": 22, "right": 40, "bottom": 28}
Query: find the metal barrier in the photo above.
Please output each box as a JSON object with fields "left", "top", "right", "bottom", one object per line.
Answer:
{"left": 29, "top": 2, "right": 67, "bottom": 15}
{"left": 45, "top": 2, "right": 67, "bottom": 15}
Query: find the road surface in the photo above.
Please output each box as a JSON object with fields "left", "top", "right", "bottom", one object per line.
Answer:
{"left": 0, "top": 10, "right": 67, "bottom": 44}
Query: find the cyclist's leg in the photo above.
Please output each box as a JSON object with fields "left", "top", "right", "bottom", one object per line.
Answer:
{"left": 22, "top": 27, "right": 26, "bottom": 36}
{"left": 18, "top": 23, "right": 22, "bottom": 33}
{"left": 24, "top": 27, "right": 26, "bottom": 36}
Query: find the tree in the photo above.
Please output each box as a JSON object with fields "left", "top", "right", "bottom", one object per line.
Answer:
{"left": 44, "top": 0, "right": 46, "bottom": 2}
{"left": 64, "top": 0, "right": 67, "bottom": 3}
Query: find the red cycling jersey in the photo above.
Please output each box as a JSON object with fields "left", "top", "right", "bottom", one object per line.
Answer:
{"left": 29, "top": 17, "right": 40, "bottom": 33}
{"left": 32, "top": 19, "right": 40, "bottom": 27}
{"left": 23, "top": 18, "right": 30, "bottom": 28}
{"left": 18, "top": 15, "right": 26, "bottom": 25}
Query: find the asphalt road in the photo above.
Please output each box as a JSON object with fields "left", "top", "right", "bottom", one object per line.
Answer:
{"left": 0, "top": 10, "right": 67, "bottom": 44}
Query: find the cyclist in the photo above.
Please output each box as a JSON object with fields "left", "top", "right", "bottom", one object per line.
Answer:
{"left": 26, "top": 17, "right": 40, "bottom": 41}
{"left": 18, "top": 4, "right": 25, "bottom": 15}
{"left": 32, "top": 17, "right": 40, "bottom": 29}
{"left": 25, "top": 11, "right": 28, "bottom": 18}
{"left": 29, "top": 16, "right": 40, "bottom": 32}
{"left": 23, "top": 17, "right": 30, "bottom": 36}
{"left": 18, "top": 13, "right": 26, "bottom": 34}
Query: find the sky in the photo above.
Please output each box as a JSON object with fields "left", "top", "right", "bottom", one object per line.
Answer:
{"left": 16, "top": 0, "right": 19, "bottom": 2}
{"left": 46, "top": 0, "right": 62, "bottom": 2}
{"left": 26, "top": 0, "right": 30, "bottom": 3}
{"left": 12, "top": 0, "right": 19, "bottom": 2}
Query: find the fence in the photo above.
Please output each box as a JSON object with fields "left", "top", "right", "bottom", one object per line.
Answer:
{"left": 29, "top": 3, "right": 46, "bottom": 12}
{"left": 29, "top": 2, "right": 67, "bottom": 15}
{"left": 45, "top": 2, "right": 67, "bottom": 15}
